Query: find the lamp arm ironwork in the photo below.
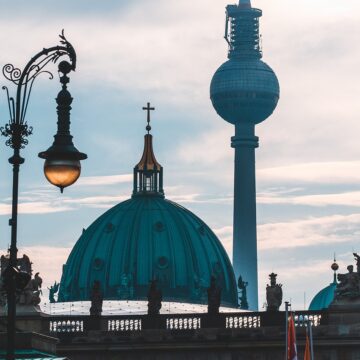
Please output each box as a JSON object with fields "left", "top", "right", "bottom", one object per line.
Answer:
{"left": 1, "top": 30, "right": 76, "bottom": 151}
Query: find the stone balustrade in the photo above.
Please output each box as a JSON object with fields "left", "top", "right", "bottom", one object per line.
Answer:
{"left": 45, "top": 310, "right": 326, "bottom": 335}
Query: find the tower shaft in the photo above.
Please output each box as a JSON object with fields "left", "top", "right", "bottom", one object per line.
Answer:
{"left": 232, "top": 124, "right": 258, "bottom": 309}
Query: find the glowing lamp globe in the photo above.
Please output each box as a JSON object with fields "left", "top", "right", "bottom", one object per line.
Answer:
{"left": 43, "top": 158, "right": 81, "bottom": 191}
{"left": 39, "top": 140, "right": 87, "bottom": 193}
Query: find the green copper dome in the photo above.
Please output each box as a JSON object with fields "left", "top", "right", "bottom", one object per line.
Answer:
{"left": 308, "top": 282, "right": 336, "bottom": 311}
{"left": 58, "top": 106, "right": 238, "bottom": 307}
{"left": 309, "top": 264, "right": 338, "bottom": 311}
{"left": 58, "top": 196, "right": 238, "bottom": 306}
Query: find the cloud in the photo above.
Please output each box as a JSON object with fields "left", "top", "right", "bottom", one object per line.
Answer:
{"left": 258, "top": 161, "right": 360, "bottom": 184}
{"left": 167, "top": 193, "right": 232, "bottom": 205}
{"left": 258, "top": 190, "right": 360, "bottom": 207}
{"left": 0, "top": 175, "right": 132, "bottom": 216}
{"left": 0, "top": 202, "right": 73, "bottom": 215}
{"left": 258, "top": 214, "right": 360, "bottom": 250}
{"left": 0, "top": 194, "right": 120, "bottom": 216}
{"left": 214, "top": 213, "right": 360, "bottom": 253}
{"left": 63, "top": 195, "right": 128, "bottom": 208}
{"left": 177, "top": 126, "right": 233, "bottom": 165}
{"left": 77, "top": 174, "right": 132, "bottom": 186}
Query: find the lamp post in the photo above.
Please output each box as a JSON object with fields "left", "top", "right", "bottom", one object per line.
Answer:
{"left": 1, "top": 31, "right": 87, "bottom": 360}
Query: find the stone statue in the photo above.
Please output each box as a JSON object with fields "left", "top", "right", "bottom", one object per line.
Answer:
{"left": 335, "top": 265, "right": 360, "bottom": 300}
{"left": 0, "top": 253, "right": 42, "bottom": 308}
{"left": 353, "top": 253, "right": 360, "bottom": 273}
{"left": 119, "top": 273, "right": 134, "bottom": 299}
{"left": 19, "top": 272, "right": 42, "bottom": 306}
{"left": 207, "top": 276, "right": 221, "bottom": 314}
{"left": 89, "top": 280, "right": 103, "bottom": 316}
{"left": 266, "top": 272, "right": 283, "bottom": 311}
{"left": 48, "top": 281, "right": 60, "bottom": 303}
{"left": 18, "top": 254, "right": 32, "bottom": 275}
{"left": 147, "top": 280, "right": 162, "bottom": 315}
{"left": 238, "top": 275, "right": 249, "bottom": 310}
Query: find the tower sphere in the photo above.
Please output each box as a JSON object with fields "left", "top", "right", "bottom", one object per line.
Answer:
{"left": 210, "top": 59, "right": 280, "bottom": 125}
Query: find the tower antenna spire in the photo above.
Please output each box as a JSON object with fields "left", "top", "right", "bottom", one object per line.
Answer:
{"left": 142, "top": 102, "right": 155, "bottom": 134}
{"left": 239, "top": 0, "right": 251, "bottom": 7}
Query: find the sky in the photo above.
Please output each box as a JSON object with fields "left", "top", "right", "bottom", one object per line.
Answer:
{"left": 0, "top": 0, "right": 360, "bottom": 310}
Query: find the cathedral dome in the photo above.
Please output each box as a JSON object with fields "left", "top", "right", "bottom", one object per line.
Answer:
{"left": 58, "top": 196, "right": 238, "bottom": 306}
{"left": 58, "top": 105, "right": 238, "bottom": 307}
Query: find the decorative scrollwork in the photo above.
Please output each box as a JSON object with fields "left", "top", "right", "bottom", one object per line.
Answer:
{"left": 0, "top": 123, "right": 33, "bottom": 149}
{"left": 27, "top": 64, "right": 54, "bottom": 83}
{"left": 2, "top": 64, "right": 22, "bottom": 85}
{"left": 2, "top": 86, "right": 15, "bottom": 123}
{"left": 1, "top": 30, "right": 76, "bottom": 150}
{"left": 59, "top": 29, "right": 76, "bottom": 70}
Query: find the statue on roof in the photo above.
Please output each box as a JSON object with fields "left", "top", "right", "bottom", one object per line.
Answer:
{"left": 207, "top": 276, "right": 221, "bottom": 314}
{"left": 18, "top": 272, "right": 42, "bottom": 306}
{"left": 18, "top": 254, "right": 32, "bottom": 275}
{"left": 353, "top": 253, "right": 360, "bottom": 273}
{"left": 1, "top": 253, "right": 42, "bottom": 307}
{"left": 238, "top": 275, "right": 249, "bottom": 310}
{"left": 266, "top": 273, "right": 282, "bottom": 311}
{"left": 334, "top": 265, "right": 360, "bottom": 300}
{"left": 90, "top": 280, "right": 103, "bottom": 316}
{"left": 147, "top": 279, "right": 162, "bottom": 315}
{"left": 118, "top": 273, "right": 134, "bottom": 299}
{"left": 48, "top": 281, "right": 60, "bottom": 303}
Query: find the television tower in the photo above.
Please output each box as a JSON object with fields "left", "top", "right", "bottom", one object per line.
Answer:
{"left": 210, "top": 0, "right": 280, "bottom": 309}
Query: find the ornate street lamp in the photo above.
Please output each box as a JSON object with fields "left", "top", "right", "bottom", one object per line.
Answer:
{"left": 1, "top": 31, "right": 87, "bottom": 360}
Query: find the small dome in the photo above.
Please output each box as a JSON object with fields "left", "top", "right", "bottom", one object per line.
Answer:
{"left": 210, "top": 59, "right": 279, "bottom": 125}
{"left": 309, "top": 263, "right": 337, "bottom": 311}
{"left": 308, "top": 282, "right": 337, "bottom": 311}
{"left": 58, "top": 197, "right": 238, "bottom": 307}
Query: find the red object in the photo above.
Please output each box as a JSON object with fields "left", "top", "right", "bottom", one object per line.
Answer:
{"left": 287, "top": 314, "right": 298, "bottom": 360}
{"left": 304, "top": 332, "right": 311, "bottom": 360}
